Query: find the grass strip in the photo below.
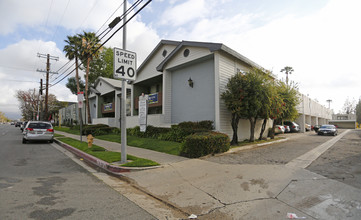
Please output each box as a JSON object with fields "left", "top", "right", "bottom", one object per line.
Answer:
{"left": 95, "top": 134, "right": 183, "bottom": 156}
{"left": 55, "top": 126, "right": 80, "bottom": 135}
{"left": 232, "top": 136, "right": 286, "bottom": 148}
{"left": 54, "top": 133, "right": 65, "bottom": 138}
{"left": 57, "top": 137, "right": 159, "bottom": 167}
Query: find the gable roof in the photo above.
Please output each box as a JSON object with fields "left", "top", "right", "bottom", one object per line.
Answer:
{"left": 137, "top": 40, "right": 180, "bottom": 73}
{"left": 156, "top": 40, "right": 263, "bottom": 72}
{"left": 93, "top": 77, "right": 123, "bottom": 90}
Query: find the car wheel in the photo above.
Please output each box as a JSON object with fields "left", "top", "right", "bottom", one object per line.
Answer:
{"left": 22, "top": 138, "right": 27, "bottom": 144}
{"left": 49, "top": 140, "right": 53, "bottom": 143}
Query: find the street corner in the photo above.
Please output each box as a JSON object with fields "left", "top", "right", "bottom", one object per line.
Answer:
{"left": 54, "top": 139, "right": 161, "bottom": 175}
{"left": 277, "top": 178, "right": 361, "bottom": 219}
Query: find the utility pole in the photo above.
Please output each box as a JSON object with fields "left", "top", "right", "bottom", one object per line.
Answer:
{"left": 326, "top": 99, "right": 332, "bottom": 109}
{"left": 121, "top": 0, "right": 128, "bottom": 164}
{"left": 37, "top": 53, "right": 58, "bottom": 121}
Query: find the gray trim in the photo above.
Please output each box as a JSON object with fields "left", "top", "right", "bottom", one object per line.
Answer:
{"left": 90, "top": 87, "right": 101, "bottom": 95}
{"left": 93, "top": 77, "right": 123, "bottom": 90}
{"left": 137, "top": 40, "right": 180, "bottom": 73}
{"left": 156, "top": 40, "right": 263, "bottom": 72}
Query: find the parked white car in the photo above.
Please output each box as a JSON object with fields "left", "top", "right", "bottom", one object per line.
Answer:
{"left": 274, "top": 125, "right": 285, "bottom": 134}
{"left": 22, "top": 121, "right": 54, "bottom": 144}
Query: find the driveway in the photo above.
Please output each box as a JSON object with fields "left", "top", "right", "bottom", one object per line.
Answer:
{"left": 205, "top": 130, "right": 347, "bottom": 165}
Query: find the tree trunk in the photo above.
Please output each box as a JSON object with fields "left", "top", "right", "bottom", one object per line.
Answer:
{"left": 270, "top": 119, "right": 280, "bottom": 139}
{"left": 85, "top": 57, "right": 91, "bottom": 124}
{"left": 249, "top": 117, "right": 256, "bottom": 142}
{"left": 258, "top": 118, "right": 268, "bottom": 140}
{"left": 231, "top": 113, "right": 240, "bottom": 145}
{"left": 75, "top": 56, "right": 83, "bottom": 127}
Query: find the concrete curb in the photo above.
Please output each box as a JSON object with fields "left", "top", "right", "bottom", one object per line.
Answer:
{"left": 54, "top": 139, "right": 162, "bottom": 176}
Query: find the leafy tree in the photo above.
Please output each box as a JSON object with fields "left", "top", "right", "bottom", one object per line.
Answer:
{"left": 0, "top": 111, "right": 9, "bottom": 122}
{"left": 341, "top": 97, "right": 356, "bottom": 114}
{"left": 66, "top": 77, "right": 85, "bottom": 95}
{"left": 64, "top": 35, "right": 83, "bottom": 94}
{"left": 222, "top": 68, "right": 269, "bottom": 144}
{"left": 355, "top": 98, "right": 361, "bottom": 124}
{"left": 88, "top": 47, "right": 114, "bottom": 85}
{"left": 280, "top": 66, "right": 294, "bottom": 85}
{"left": 15, "top": 89, "right": 59, "bottom": 121}
{"left": 258, "top": 78, "right": 283, "bottom": 140}
{"left": 64, "top": 34, "right": 84, "bottom": 125}
{"left": 79, "top": 31, "right": 102, "bottom": 124}
{"left": 268, "top": 81, "right": 300, "bottom": 139}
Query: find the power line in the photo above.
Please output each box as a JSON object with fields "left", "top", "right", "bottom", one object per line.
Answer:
{"left": 49, "top": 0, "right": 152, "bottom": 89}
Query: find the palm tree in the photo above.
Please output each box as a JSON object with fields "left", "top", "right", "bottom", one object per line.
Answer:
{"left": 280, "top": 66, "right": 294, "bottom": 85}
{"left": 63, "top": 35, "right": 83, "bottom": 125}
{"left": 78, "top": 31, "right": 102, "bottom": 124}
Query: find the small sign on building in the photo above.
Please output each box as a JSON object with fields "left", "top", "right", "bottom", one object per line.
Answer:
{"left": 139, "top": 94, "right": 148, "bottom": 132}
{"left": 77, "top": 92, "right": 84, "bottom": 108}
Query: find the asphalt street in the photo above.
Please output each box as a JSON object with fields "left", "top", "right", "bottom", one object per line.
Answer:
{"left": 0, "top": 124, "right": 156, "bottom": 220}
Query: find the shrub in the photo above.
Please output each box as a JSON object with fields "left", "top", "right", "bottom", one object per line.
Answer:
{"left": 127, "top": 126, "right": 171, "bottom": 139}
{"left": 178, "top": 120, "right": 214, "bottom": 130}
{"left": 180, "top": 131, "right": 230, "bottom": 158}
{"left": 82, "top": 124, "right": 113, "bottom": 136}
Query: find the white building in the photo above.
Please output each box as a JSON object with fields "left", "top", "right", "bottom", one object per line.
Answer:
{"left": 85, "top": 40, "right": 332, "bottom": 140}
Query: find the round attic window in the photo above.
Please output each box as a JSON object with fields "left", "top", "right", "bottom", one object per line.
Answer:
{"left": 162, "top": 49, "right": 167, "bottom": 57}
{"left": 183, "top": 49, "right": 190, "bottom": 57}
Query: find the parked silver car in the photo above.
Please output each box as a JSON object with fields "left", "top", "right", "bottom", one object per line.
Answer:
{"left": 283, "top": 121, "right": 300, "bottom": 132}
{"left": 22, "top": 121, "right": 54, "bottom": 144}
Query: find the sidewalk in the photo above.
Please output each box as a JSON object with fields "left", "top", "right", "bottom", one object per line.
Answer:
{"left": 55, "top": 130, "right": 361, "bottom": 219}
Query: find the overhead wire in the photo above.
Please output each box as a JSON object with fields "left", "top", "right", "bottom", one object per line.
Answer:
{"left": 49, "top": 0, "right": 152, "bottom": 89}
{"left": 51, "top": 0, "right": 141, "bottom": 83}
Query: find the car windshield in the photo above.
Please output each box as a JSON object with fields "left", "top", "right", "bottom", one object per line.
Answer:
{"left": 28, "top": 123, "right": 51, "bottom": 129}
{"left": 320, "top": 125, "right": 334, "bottom": 129}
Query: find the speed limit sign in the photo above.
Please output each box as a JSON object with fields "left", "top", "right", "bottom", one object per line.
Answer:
{"left": 113, "top": 47, "right": 137, "bottom": 81}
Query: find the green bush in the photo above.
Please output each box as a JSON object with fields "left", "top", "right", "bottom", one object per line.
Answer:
{"left": 82, "top": 124, "right": 113, "bottom": 136}
{"left": 178, "top": 120, "right": 214, "bottom": 130}
{"left": 127, "top": 121, "right": 215, "bottom": 143}
{"left": 180, "top": 131, "right": 230, "bottom": 158}
{"left": 127, "top": 126, "right": 171, "bottom": 139}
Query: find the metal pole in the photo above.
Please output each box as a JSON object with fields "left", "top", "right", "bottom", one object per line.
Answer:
{"left": 120, "top": 0, "right": 127, "bottom": 164}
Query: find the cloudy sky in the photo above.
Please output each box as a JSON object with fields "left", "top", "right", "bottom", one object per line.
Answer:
{"left": 0, "top": 0, "right": 360, "bottom": 119}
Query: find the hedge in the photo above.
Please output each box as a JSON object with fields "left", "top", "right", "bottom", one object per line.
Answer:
{"left": 180, "top": 131, "right": 230, "bottom": 158}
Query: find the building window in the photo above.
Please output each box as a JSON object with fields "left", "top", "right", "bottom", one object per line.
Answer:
{"left": 183, "top": 49, "right": 190, "bottom": 57}
{"left": 162, "top": 49, "right": 167, "bottom": 57}
{"left": 156, "top": 84, "right": 160, "bottom": 92}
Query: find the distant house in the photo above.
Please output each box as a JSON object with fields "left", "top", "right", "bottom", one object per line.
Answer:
{"left": 88, "top": 77, "right": 132, "bottom": 128}
{"left": 58, "top": 102, "right": 85, "bottom": 126}
{"left": 329, "top": 113, "right": 356, "bottom": 129}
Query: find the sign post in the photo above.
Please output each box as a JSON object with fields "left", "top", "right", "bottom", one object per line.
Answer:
{"left": 114, "top": 47, "right": 136, "bottom": 164}
{"left": 77, "top": 92, "right": 84, "bottom": 142}
{"left": 139, "top": 94, "right": 148, "bottom": 132}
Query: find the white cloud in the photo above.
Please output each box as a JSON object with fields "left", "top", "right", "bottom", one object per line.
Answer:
{"left": 159, "top": 0, "right": 208, "bottom": 26}
{"left": 160, "top": 0, "right": 361, "bottom": 113}
{"left": 0, "top": 39, "right": 75, "bottom": 118}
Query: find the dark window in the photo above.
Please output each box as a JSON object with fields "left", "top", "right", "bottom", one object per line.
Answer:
{"left": 162, "top": 49, "right": 167, "bottom": 57}
{"left": 28, "top": 123, "right": 51, "bottom": 129}
{"left": 156, "top": 84, "right": 160, "bottom": 92}
{"left": 183, "top": 49, "right": 190, "bottom": 57}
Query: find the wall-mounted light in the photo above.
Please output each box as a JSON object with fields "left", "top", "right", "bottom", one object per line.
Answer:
{"left": 188, "top": 77, "right": 193, "bottom": 88}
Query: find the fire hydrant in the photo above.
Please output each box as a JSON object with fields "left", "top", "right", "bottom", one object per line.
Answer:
{"left": 87, "top": 134, "right": 94, "bottom": 148}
